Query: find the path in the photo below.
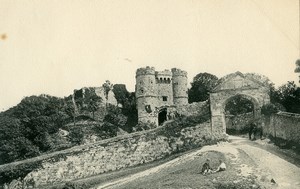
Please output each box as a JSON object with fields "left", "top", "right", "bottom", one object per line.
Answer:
{"left": 231, "top": 136, "right": 300, "bottom": 189}
{"left": 93, "top": 136, "right": 300, "bottom": 189}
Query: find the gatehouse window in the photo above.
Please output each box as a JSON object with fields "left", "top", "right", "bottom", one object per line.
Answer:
{"left": 162, "top": 96, "right": 168, "bottom": 101}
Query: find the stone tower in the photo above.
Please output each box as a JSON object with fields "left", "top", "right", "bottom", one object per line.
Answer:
{"left": 172, "top": 68, "right": 188, "bottom": 106}
{"left": 135, "top": 66, "right": 188, "bottom": 125}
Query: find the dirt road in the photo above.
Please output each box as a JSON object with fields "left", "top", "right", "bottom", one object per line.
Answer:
{"left": 94, "top": 136, "right": 300, "bottom": 189}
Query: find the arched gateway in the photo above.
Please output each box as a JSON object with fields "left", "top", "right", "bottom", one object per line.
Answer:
{"left": 210, "top": 72, "right": 270, "bottom": 134}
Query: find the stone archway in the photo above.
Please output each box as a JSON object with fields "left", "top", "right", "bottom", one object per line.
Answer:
{"left": 158, "top": 108, "right": 168, "bottom": 125}
{"left": 223, "top": 94, "right": 259, "bottom": 133}
{"left": 210, "top": 72, "right": 270, "bottom": 134}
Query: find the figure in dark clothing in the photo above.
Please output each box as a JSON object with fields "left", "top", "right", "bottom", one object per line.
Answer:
{"left": 201, "top": 159, "right": 212, "bottom": 175}
{"left": 249, "top": 122, "right": 257, "bottom": 140}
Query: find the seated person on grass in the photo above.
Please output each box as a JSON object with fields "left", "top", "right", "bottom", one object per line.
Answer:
{"left": 201, "top": 159, "right": 212, "bottom": 175}
{"left": 212, "top": 160, "right": 226, "bottom": 173}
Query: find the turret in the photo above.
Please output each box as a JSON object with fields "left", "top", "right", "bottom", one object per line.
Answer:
{"left": 171, "top": 68, "right": 188, "bottom": 105}
{"left": 135, "top": 66, "right": 158, "bottom": 124}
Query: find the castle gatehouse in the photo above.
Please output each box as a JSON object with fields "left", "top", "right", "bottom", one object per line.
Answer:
{"left": 135, "top": 66, "right": 188, "bottom": 125}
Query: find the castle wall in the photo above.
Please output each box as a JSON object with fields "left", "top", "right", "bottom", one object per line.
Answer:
{"left": 136, "top": 96, "right": 159, "bottom": 124}
{"left": 1, "top": 122, "right": 226, "bottom": 188}
{"left": 263, "top": 112, "right": 300, "bottom": 144}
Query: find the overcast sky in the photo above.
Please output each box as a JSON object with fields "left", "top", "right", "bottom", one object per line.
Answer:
{"left": 0, "top": 0, "right": 299, "bottom": 111}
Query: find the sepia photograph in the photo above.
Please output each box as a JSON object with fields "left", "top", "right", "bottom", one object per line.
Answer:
{"left": 0, "top": 0, "right": 300, "bottom": 188}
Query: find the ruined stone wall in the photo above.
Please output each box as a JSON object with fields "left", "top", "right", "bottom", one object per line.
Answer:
{"left": 1, "top": 122, "right": 226, "bottom": 188}
{"left": 176, "top": 101, "right": 209, "bottom": 117}
{"left": 73, "top": 87, "right": 118, "bottom": 121}
{"left": 263, "top": 112, "right": 300, "bottom": 143}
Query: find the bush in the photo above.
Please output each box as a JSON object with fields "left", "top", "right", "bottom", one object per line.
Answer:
{"left": 133, "top": 121, "right": 156, "bottom": 132}
{"left": 159, "top": 114, "right": 210, "bottom": 138}
{"left": 93, "top": 122, "right": 118, "bottom": 139}
{"left": 68, "top": 127, "right": 84, "bottom": 145}
{"left": 261, "top": 103, "right": 279, "bottom": 116}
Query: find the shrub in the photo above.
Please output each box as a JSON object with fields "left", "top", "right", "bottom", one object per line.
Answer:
{"left": 68, "top": 127, "right": 84, "bottom": 145}
{"left": 159, "top": 114, "right": 210, "bottom": 138}
{"left": 93, "top": 122, "right": 118, "bottom": 139}
{"left": 133, "top": 121, "right": 156, "bottom": 132}
{"left": 261, "top": 103, "right": 279, "bottom": 116}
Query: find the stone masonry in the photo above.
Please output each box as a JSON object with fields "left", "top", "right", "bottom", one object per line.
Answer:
{"left": 1, "top": 122, "right": 226, "bottom": 188}
{"left": 135, "top": 67, "right": 188, "bottom": 125}
{"left": 210, "top": 72, "right": 270, "bottom": 134}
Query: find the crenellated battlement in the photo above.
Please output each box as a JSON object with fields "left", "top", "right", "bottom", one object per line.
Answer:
{"left": 171, "top": 68, "right": 187, "bottom": 77}
{"left": 155, "top": 69, "right": 172, "bottom": 78}
{"left": 136, "top": 66, "right": 156, "bottom": 76}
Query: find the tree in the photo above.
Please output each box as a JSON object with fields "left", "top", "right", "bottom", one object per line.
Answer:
{"left": 225, "top": 95, "right": 254, "bottom": 115}
{"left": 68, "top": 127, "right": 84, "bottom": 145}
{"left": 64, "top": 95, "right": 76, "bottom": 126}
{"left": 112, "top": 84, "right": 130, "bottom": 106}
{"left": 261, "top": 103, "right": 280, "bottom": 116}
{"left": 188, "top": 73, "right": 218, "bottom": 103}
{"left": 112, "top": 85, "right": 138, "bottom": 132}
{"left": 295, "top": 59, "right": 300, "bottom": 83}
{"left": 102, "top": 80, "right": 113, "bottom": 100}
{"left": 104, "top": 105, "right": 127, "bottom": 128}
{"left": 270, "top": 81, "right": 300, "bottom": 113}
{"left": 82, "top": 88, "right": 102, "bottom": 119}
{"left": 0, "top": 116, "right": 40, "bottom": 163}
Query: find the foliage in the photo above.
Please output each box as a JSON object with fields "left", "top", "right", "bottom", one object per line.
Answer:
{"left": 270, "top": 81, "right": 300, "bottom": 114}
{"left": 159, "top": 114, "right": 210, "bottom": 138}
{"left": 225, "top": 95, "right": 254, "bottom": 115}
{"left": 261, "top": 103, "right": 280, "bottom": 116}
{"left": 0, "top": 136, "right": 40, "bottom": 164}
{"left": 104, "top": 111, "right": 127, "bottom": 128}
{"left": 93, "top": 122, "right": 118, "bottom": 139}
{"left": 295, "top": 59, "right": 300, "bottom": 73}
{"left": 244, "top": 72, "right": 272, "bottom": 87}
{"left": 112, "top": 84, "right": 130, "bottom": 106}
{"left": 133, "top": 121, "right": 156, "bottom": 132}
{"left": 113, "top": 85, "right": 138, "bottom": 132}
{"left": 0, "top": 160, "right": 42, "bottom": 186}
{"left": 121, "top": 92, "right": 138, "bottom": 132}
{"left": 188, "top": 73, "right": 218, "bottom": 103}
{"left": 82, "top": 88, "right": 102, "bottom": 119}
{"left": 68, "top": 127, "right": 84, "bottom": 145}
{"left": 0, "top": 95, "right": 70, "bottom": 163}
{"left": 63, "top": 95, "right": 76, "bottom": 125}
{"left": 73, "top": 88, "right": 102, "bottom": 120}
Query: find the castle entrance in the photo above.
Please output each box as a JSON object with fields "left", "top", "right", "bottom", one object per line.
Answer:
{"left": 224, "top": 94, "right": 256, "bottom": 134}
{"left": 158, "top": 108, "right": 167, "bottom": 125}
{"left": 209, "top": 72, "right": 270, "bottom": 134}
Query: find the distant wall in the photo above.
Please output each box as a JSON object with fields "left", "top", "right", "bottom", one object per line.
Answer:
{"left": 263, "top": 112, "right": 300, "bottom": 143}
{"left": 176, "top": 101, "right": 209, "bottom": 117}
{"left": 1, "top": 121, "right": 226, "bottom": 188}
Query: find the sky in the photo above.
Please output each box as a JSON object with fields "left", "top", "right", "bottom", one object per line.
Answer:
{"left": 0, "top": 0, "right": 299, "bottom": 111}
